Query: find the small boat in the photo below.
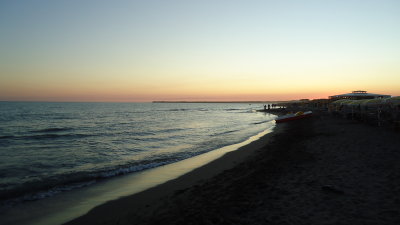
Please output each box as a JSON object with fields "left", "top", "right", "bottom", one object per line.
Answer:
{"left": 275, "top": 111, "right": 312, "bottom": 123}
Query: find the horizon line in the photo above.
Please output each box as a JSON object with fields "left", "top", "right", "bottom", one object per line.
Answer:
{"left": 0, "top": 100, "right": 297, "bottom": 104}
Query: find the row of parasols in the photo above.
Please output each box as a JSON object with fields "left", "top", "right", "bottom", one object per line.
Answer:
{"left": 331, "top": 96, "right": 400, "bottom": 108}
{"left": 329, "top": 96, "right": 400, "bottom": 126}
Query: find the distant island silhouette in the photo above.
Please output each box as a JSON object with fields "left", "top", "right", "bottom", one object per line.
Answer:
{"left": 152, "top": 101, "right": 285, "bottom": 103}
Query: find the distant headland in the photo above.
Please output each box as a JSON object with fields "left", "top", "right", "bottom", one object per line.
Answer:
{"left": 152, "top": 101, "right": 285, "bottom": 103}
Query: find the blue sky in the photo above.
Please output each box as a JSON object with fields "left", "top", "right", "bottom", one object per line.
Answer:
{"left": 1, "top": 0, "right": 399, "bottom": 101}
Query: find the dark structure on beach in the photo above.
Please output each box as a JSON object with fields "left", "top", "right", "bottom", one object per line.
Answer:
{"left": 275, "top": 90, "right": 399, "bottom": 129}
{"left": 329, "top": 90, "right": 391, "bottom": 100}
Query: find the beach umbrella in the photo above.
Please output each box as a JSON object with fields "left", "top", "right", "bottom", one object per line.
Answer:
{"left": 347, "top": 100, "right": 365, "bottom": 109}
{"left": 386, "top": 96, "right": 400, "bottom": 106}
{"left": 357, "top": 99, "right": 372, "bottom": 105}
{"left": 340, "top": 100, "right": 355, "bottom": 106}
{"left": 354, "top": 99, "right": 372, "bottom": 109}
{"left": 360, "top": 98, "right": 384, "bottom": 106}
{"left": 348, "top": 100, "right": 363, "bottom": 105}
{"left": 331, "top": 99, "right": 348, "bottom": 105}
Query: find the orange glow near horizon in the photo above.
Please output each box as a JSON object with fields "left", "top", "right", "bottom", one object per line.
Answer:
{"left": 1, "top": 59, "right": 400, "bottom": 102}
{"left": 1, "top": 80, "right": 398, "bottom": 102}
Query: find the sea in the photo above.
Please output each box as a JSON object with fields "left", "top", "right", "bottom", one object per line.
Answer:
{"left": 0, "top": 102, "right": 276, "bottom": 224}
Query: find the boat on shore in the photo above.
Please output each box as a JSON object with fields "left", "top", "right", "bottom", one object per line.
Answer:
{"left": 275, "top": 111, "right": 312, "bottom": 123}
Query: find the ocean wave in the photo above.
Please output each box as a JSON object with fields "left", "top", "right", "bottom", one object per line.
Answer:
{"left": 157, "top": 108, "right": 209, "bottom": 112}
{"left": 0, "top": 159, "right": 181, "bottom": 205}
{"left": 167, "top": 109, "right": 190, "bottom": 112}
{"left": 31, "top": 127, "right": 73, "bottom": 133}
{"left": 21, "top": 180, "right": 96, "bottom": 201}
{"left": 0, "top": 133, "right": 93, "bottom": 141}
{"left": 96, "top": 161, "right": 172, "bottom": 178}
{"left": 129, "top": 131, "right": 156, "bottom": 136}
{"left": 224, "top": 108, "right": 242, "bottom": 111}
{"left": 1, "top": 145, "right": 228, "bottom": 204}
{"left": 0, "top": 129, "right": 272, "bottom": 209}
{"left": 30, "top": 133, "right": 93, "bottom": 140}
{"left": 52, "top": 116, "right": 76, "bottom": 120}
{"left": 0, "top": 135, "right": 14, "bottom": 140}
{"left": 237, "top": 110, "right": 258, "bottom": 113}
{"left": 252, "top": 120, "right": 271, "bottom": 125}
{"left": 0, "top": 102, "right": 275, "bottom": 210}
{"left": 0, "top": 180, "right": 97, "bottom": 209}
{"left": 211, "top": 129, "right": 239, "bottom": 136}
{"left": 156, "top": 128, "right": 185, "bottom": 133}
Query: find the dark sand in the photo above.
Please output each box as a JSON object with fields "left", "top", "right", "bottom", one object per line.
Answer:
{"left": 66, "top": 112, "right": 400, "bottom": 225}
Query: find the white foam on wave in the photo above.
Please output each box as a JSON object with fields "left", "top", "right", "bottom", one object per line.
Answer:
{"left": 0, "top": 122, "right": 276, "bottom": 225}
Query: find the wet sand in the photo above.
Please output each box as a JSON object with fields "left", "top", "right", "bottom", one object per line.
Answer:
{"left": 66, "top": 112, "right": 400, "bottom": 225}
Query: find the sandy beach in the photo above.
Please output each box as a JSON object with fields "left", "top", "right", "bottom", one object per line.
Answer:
{"left": 65, "top": 111, "right": 400, "bottom": 225}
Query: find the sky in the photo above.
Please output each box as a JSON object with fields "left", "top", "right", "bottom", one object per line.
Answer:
{"left": 1, "top": 0, "right": 399, "bottom": 102}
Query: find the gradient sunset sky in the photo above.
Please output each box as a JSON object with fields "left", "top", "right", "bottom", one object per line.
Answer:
{"left": 1, "top": 0, "right": 399, "bottom": 102}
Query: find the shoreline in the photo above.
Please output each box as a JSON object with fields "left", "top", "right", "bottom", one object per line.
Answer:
{"left": 66, "top": 111, "right": 400, "bottom": 225}
{"left": 64, "top": 120, "right": 286, "bottom": 225}
{"left": 0, "top": 116, "right": 279, "bottom": 225}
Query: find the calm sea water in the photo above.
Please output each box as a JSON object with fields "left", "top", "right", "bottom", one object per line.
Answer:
{"left": 0, "top": 102, "right": 275, "bottom": 206}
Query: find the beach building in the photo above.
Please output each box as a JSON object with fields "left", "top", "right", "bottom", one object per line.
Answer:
{"left": 329, "top": 90, "right": 391, "bottom": 100}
